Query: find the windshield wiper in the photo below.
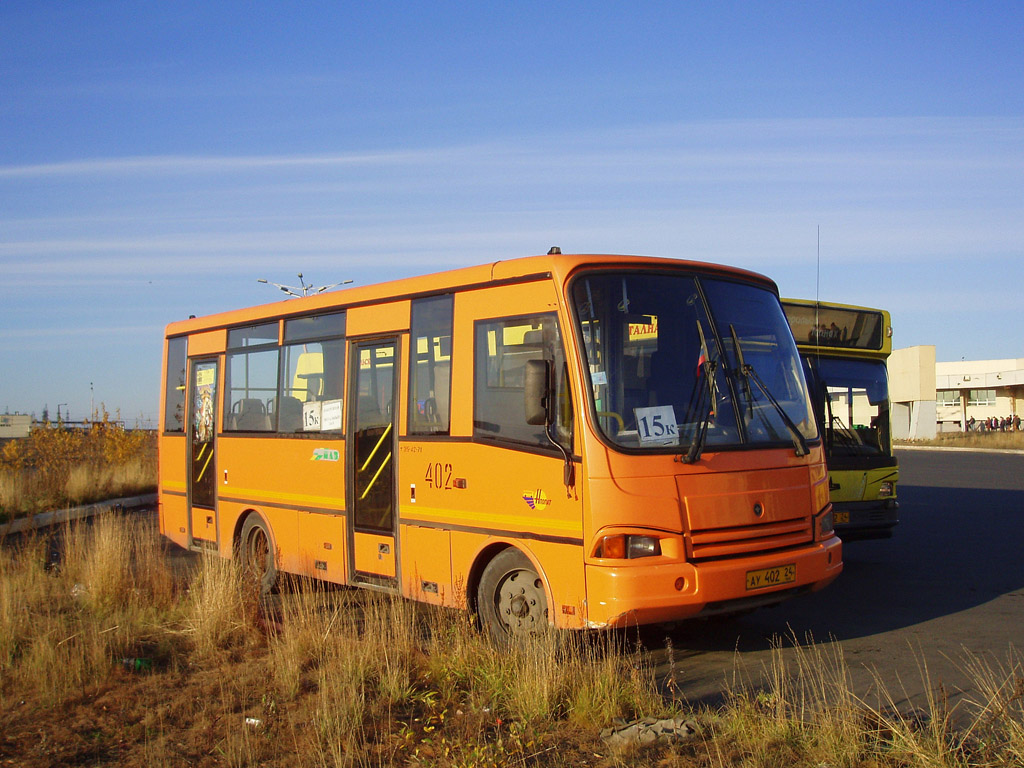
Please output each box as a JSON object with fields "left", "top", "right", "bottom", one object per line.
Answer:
{"left": 728, "top": 324, "right": 755, "bottom": 420}
{"left": 729, "top": 324, "right": 809, "bottom": 457}
{"left": 681, "top": 321, "right": 716, "bottom": 464}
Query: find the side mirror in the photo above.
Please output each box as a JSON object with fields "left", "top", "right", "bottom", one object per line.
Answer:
{"left": 524, "top": 359, "right": 551, "bottom": 426}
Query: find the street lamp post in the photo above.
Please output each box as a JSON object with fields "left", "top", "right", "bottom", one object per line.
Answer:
{"left": 257, "top": 273, "right": 353, "bottom": 298}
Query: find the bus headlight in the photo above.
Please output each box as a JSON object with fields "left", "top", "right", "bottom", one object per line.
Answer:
{"left": 878, "top": 481, "right": 894, "bottom": 498}
{"left": 594, "top": 535, "right": 662, "bottom": 559}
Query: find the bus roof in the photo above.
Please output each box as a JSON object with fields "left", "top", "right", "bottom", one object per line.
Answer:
{"left": 781, "top": 298, "right": 892, "bottom": 356}
{"left": 166, "top": 253, "right": 777, "bottom": 338}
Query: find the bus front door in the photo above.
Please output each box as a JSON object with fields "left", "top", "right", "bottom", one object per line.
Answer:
{"left": 188, "top": 358, "right": 219, "bottom": 548}
{"left": 347, "top": 338, "right": 399, "bottom": 588}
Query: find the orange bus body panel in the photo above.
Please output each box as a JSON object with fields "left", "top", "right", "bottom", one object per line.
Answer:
{"left": 186, "top": 329, "right": 226, "bottom": 356}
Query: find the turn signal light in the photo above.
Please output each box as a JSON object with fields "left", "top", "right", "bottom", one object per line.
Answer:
{"left": 593, "top": 535, "right": 662, "bottom": 559}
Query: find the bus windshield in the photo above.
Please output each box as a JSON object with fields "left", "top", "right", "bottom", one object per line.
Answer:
{"left": 803, "top": 357, "right": 890, "bottom": 460}
{"left": 572, "top": 271, "right": 816, "bottom": 452}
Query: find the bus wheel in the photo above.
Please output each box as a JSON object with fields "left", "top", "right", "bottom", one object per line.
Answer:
{"left": 240, "top": 514, "right": 277, "bottom": 596}
{"left": 477, "top": 548, "right": 549, "bottom": 641}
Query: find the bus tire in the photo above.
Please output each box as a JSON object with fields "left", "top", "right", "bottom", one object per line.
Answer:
{"left": 239, "top": 514, "right": 278, "bottom": 596}
{"left": 477, "top": 548, "right": 549, "bottom": 642}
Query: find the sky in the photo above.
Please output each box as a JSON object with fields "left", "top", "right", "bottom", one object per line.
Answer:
{"left": 2, "top": 1, "right": 1023, "bottom": 426}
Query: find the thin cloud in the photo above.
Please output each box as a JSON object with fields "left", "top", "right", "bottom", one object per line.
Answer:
{"left": 3, "top": 115, "right": 1021, "bottom": 180}
{"left": 0, "top": 324, "right": 160, "bottom": 340}
{"left": 0, "top": 149, "right": 449, "bottom": 179}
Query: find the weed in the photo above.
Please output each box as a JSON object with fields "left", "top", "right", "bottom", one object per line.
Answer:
{"left": 0, "top": 409, "right": 155, "bottom": 520}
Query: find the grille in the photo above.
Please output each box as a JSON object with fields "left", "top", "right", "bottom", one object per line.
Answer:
{"left": 688, "top": 517, "right": 812, "bottom": 561}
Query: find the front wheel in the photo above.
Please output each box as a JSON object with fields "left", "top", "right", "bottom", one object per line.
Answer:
{"left": 239, "top": 514, "right": 278, "bottom": 596}
{"left": 477, "top": 548, "right": 549, "bottom": 642}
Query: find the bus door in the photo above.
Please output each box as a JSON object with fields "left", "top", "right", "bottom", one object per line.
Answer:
{"left": 188, "top": 358, "right": 219, "bottom": 547}
{"left": 347, "top": 338, "right": 399, "bottom": 588}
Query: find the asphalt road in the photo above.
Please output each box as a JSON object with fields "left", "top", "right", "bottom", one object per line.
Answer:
{"left": 641, "top": 448, "right": 1024, "bottom": 714}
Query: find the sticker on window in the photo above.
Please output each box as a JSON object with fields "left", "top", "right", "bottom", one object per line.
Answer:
{"left": 591, "top": 370, "right": 608, "bottom": 387}
{"left": 303, "top": 401, "right": 322, "bottom": 431}
{"left": 633, "top": 405, "right": 679, "bottom": 446}
{"left": 321, "top": 399, "right": 343, "bottom": 431}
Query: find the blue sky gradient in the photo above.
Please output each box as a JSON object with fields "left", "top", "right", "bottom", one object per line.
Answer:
{"left": 2, "top": 2, "right": 1023, "bottom": 424}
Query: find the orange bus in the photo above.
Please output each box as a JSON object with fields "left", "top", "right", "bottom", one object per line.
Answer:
{"left": 159, "top": 253, "right": 841, "bottom": 637}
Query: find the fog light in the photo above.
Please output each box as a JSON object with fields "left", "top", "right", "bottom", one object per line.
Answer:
{"left": 674, "top": 577, "right": 686, "bottom": 591}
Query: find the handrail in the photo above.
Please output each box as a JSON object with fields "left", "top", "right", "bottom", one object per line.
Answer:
{"left": 597, "top": 411, "right": 625, "bottom": 431}
{"left": 196, "top": 449, "right": 214, "bottom": 482}
{"left": 359, "top": 422, "right": 393, "bottom": 472}
{"left": 360, "top": 452, "right": 392, "bottom": 499}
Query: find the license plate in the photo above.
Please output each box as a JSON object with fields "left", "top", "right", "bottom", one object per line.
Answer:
{"left": 745, "top": 564, "right": 796, "bottom": 590}
{"left": 834, "top": 511, "right": 850, "bottom": 525}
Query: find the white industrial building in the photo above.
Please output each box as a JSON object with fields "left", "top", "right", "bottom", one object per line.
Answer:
{"left": 935, "top": 357, "right": 1024, "bottom": 430}
{"left": 0, "top": 413, "right": 32, "bottom": 440}
{"left": 888, "top": 347, "right": 1024, "bottom": 438}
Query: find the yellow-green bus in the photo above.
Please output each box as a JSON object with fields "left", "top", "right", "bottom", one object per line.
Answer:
{"left": 781, "top": 299, "right": 899, "bottom": 540}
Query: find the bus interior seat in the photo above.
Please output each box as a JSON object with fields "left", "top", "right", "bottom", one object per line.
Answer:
{"left": 293, "top": 351, "right": 325, "bottom": 401}
{"left": 230, "top": 398, "right": 272, "bottom": 431}
{"left": 277, "top": 396, "right": 303, "bottom": 432}
{"left": 522, "top": 329, "right": 544, "bottom": 346}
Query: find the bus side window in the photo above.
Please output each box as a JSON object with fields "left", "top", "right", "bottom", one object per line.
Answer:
{"left": 279, "top": 339, "right": 345, "bottom": 433}
{"left": 474, "top": 313, "right": 572, "bottom": 449}
{"left": 163, "top": 336, "right": 187, "bottom": 432}
{"left": 225, "top": 350, "right": 278, "bottom": 432}
{"left": 277, "top": 312, "right": 347, "bottom": 434}
{"left": 408, "top": 295, "right": 453, "bottom": 436}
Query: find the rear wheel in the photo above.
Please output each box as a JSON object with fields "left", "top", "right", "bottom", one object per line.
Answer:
{"left": 477, "top": 548, "right": 549, "bottom": 641}
{"left": 239, "top": 514, "right": 278, "bottom": 596}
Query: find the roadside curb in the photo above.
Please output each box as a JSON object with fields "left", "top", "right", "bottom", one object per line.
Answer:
{"left": 0, "top": 493, "right": 157, "bottom": 538}
{"left": 895, "top": 445, "right": 1024, "bottom": 456}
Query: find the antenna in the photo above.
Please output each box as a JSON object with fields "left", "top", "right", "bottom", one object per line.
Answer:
{"left": 815, "top": 225, "right": 821, "bottom": 341}
{"left": 816, "top": 225, "right": 820, "bottom": 306}
{"left": 814, "top": 226, "right": 822, "bottom": 370}
{"left": 257, "top": 273, "right": 353, "bottom": 298}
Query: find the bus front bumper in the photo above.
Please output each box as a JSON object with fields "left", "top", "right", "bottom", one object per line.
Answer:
{"left": 834, "top": 500, "right": 899, "bottom": 540}
{"left": 583, "top": 535, "right": 842, "bottom": 629}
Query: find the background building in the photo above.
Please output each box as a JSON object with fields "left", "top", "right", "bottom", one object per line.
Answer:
{"left": 889, "top": 346, "right": 937, "bottom": 440}
{"left": 0, "top": 414, "right": 32, "bottom": 440}
{"left": 935, "top": 358, "right": 1024, "bottom": 430}
{"left": 887, "top": 348, "right": 1024, "bottom": 436}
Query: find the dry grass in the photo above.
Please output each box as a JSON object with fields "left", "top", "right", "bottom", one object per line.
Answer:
{"left": 0, "top": 411, "right": 156, "bottom": 521}
{"left": 1, "top": 515, "right": 1022, "bottom": 767}
{"left": 897, "top": 431, "right": 1024, "bottom": 451}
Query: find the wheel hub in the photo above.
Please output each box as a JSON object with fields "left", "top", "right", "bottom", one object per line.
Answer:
{"left": 509, "top": 593, "right": 530, "bottom": 618}
{"left": 499, "top": 569, "right": 544, "bottom": 629}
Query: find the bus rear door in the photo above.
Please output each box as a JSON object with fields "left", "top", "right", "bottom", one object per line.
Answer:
{"left": 188, "top": 358, "right": 219, "bottom": 547}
